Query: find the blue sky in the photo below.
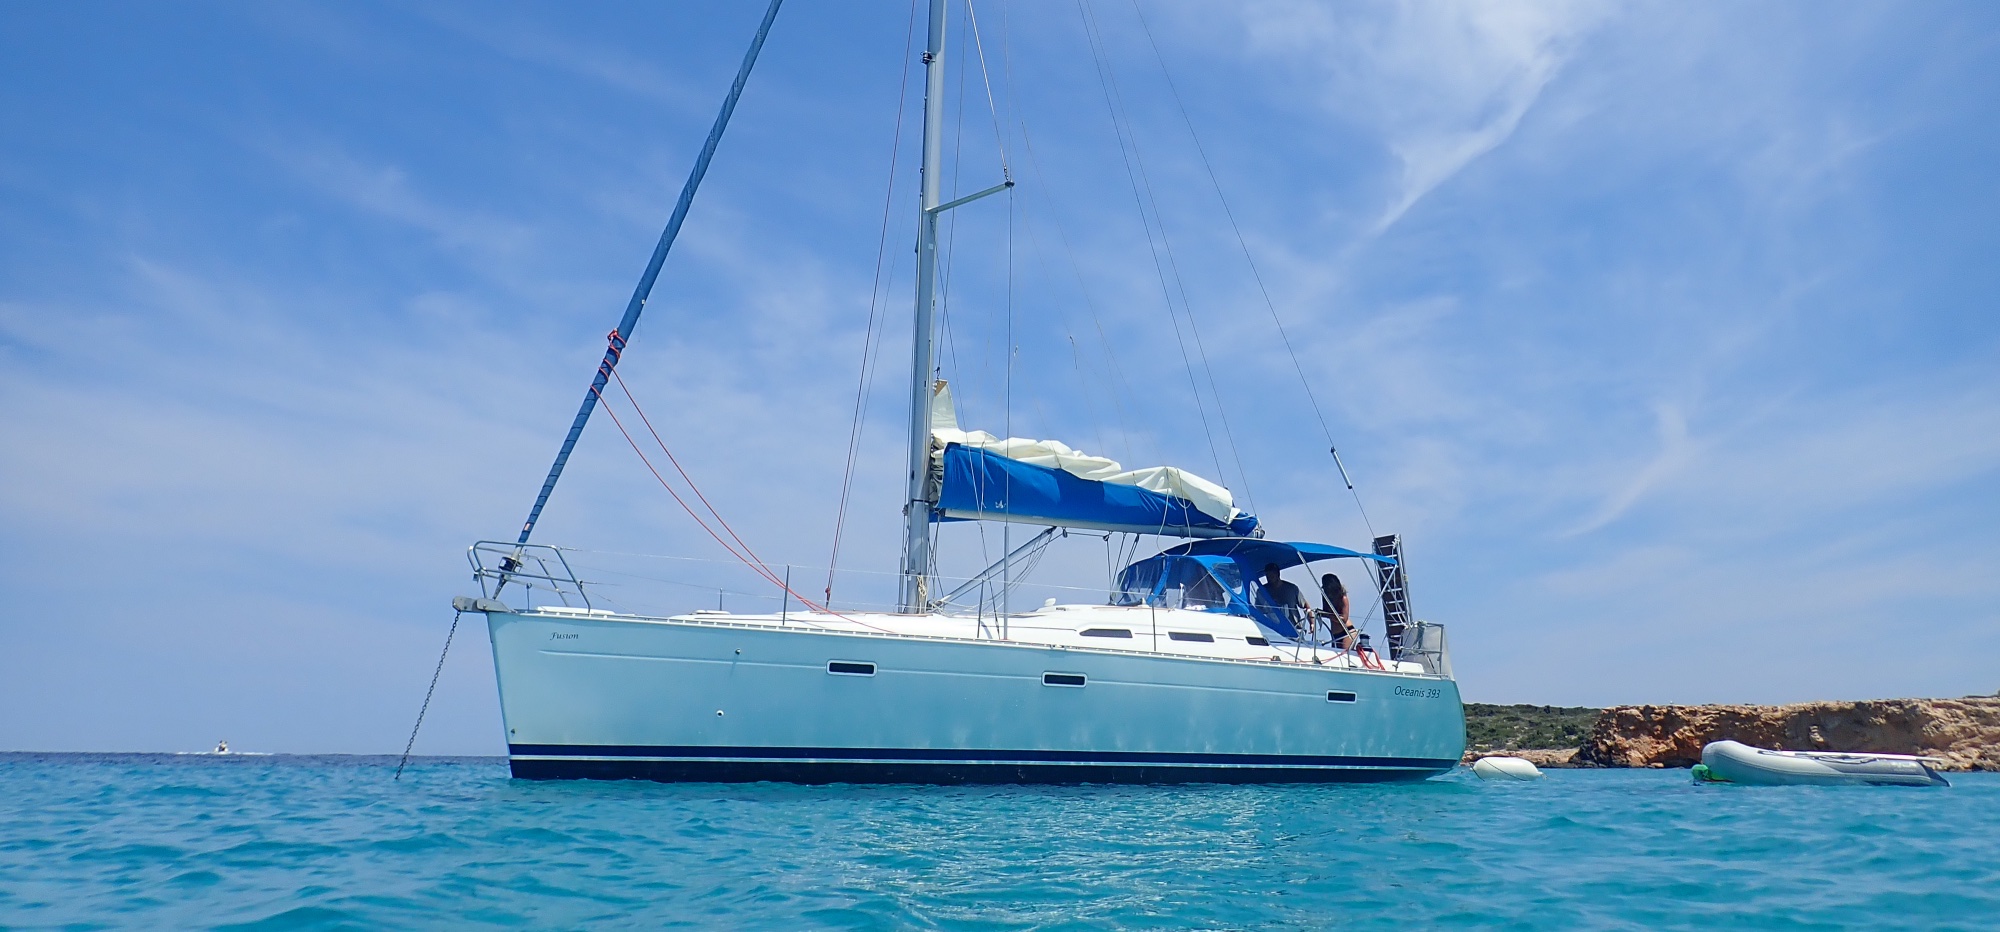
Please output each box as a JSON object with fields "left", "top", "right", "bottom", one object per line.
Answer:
{"left": 3, "top": 1, "right": 1996, "bottom": 754}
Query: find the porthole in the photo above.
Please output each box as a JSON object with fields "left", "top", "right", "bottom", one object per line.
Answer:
{"left": 1079, "top": 628, "right": 1133, "bottom": 639}
{"left": 828, "top": 661, "right": 876, "bottom": 676}
{"left": 1327, "top": 691, "right": 1357, "bottom": 703}
{"left": 1043, "top": 672, "right": 1087, "bottom": 687}
{"left": 1245, "top": 636, "right": 1269, "bottom": 646}
{"left": 1167, "top": 631, "right": 1215, "bottom": 643}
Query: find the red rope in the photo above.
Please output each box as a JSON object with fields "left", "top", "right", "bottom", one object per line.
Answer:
{"left": 608, "top": 371, "right": 787, "bottom": 584}
{"left": 589, "top": 388, "right": 767, "bottom": 582}
{"left": 587, "top": 363, "right": 890, "bottom": 629}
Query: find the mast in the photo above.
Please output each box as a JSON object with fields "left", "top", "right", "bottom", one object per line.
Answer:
{"left": 899, "top": 0, "right": 949, "bottom": 612}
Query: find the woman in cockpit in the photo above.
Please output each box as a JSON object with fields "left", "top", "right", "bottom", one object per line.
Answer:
{"left": 1318, "top": 573, "right": 1358, "bottom": 652}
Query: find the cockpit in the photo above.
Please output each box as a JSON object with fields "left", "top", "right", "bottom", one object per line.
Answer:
{"left": 1114, "top": 555, "right": 1243, "bottom": 612}
{"left": 1114, "top": 538, "right": 1398, "bottom": 643}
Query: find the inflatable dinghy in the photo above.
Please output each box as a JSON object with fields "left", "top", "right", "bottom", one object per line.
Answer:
{"left": 1697, "top": 739, "right": 1949, "bottom": 787}
{"left": 1471, "top": 756, "right": 1544, "bottom": 780}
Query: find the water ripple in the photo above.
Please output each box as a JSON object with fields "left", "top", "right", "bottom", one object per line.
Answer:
{"left": 0, "top": 754, "right": 1995, "bottom": 929}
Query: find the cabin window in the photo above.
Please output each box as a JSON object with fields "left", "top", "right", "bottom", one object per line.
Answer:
{"left": 1112, "top": 560, "right": 1164, "bottom": 606}
{"left": 1043, "top": 672, "right": 1087, "bottom": 687}
{"left": 1245, "top": 636, "right": 1269, "bottom": 646}
{"left": 1113, "top": 557, "right": 1241, "bottom": 611}
{"left": 1163, "top": 559, "right": 1229, "bottom": 609}
{"left": 1327, "top": 691, "right": 1357, "bottom": 703}
{"left": 1079, "top": 628, "right": 1134, "bottom": 639}
{"left": 1168, "top": 631, "right": 1214, "bottom": 643}
{"left": 1179, "top": 572, "right": 1227, "bottom": 610}
{"left": 827, "top": 661, "right": 876, "bottom": 676}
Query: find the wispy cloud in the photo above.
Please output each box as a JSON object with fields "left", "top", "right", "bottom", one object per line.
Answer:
{"left": 257, "top": 140, "right": 539, "bottom": 266}
{"left": 1238, "top": 0, "right": 1613, "bottom": 232}
{"left": 1541, "top": 366, "right": 2000, "bottom": 542}
{"left": 412, "top": 5, "right": 713, "bottom": 112}
{"left": 1562, "top": 402, "right": 1697, "bottom": 536}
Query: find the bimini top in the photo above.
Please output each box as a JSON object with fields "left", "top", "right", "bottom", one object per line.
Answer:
{"left": 1160, "top": 538, "right": 1394, "bottom": 570}
{"left": 927, "top": 383, "right": 1259, "bottom": 539}
{"left": 1116, "top": 539, "right": 1390, "bottom": 639}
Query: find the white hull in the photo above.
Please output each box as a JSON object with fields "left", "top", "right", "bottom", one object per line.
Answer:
{"left": 482, "top": 605, "right": 1465, "bottom": 783}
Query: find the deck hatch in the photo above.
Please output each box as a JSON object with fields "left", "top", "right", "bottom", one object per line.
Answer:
{"left": 1043, "top": 672, "right": 1087, "bottom": 687}
{"left": 827, "top": 661, "right": 876, "bottom": 676}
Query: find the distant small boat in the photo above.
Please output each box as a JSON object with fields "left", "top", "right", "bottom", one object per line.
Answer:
{"left": 174, "top": 740, "right": 266, "bottom": 757}
{"left": 1696, "top": 739, "right": 1949, "bottom": 787}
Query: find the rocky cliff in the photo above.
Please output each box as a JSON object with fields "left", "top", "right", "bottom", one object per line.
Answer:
{"left": 1575, "top": 698, "right": 2000, "bottom": 771}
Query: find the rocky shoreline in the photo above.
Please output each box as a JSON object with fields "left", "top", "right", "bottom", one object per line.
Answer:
{"left": 1462, "top": 697, "right": 2000, "bottom": 771}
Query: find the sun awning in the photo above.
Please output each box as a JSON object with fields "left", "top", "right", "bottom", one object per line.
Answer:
{"left": 1159, "top": 538, "right": 1395, "bottom": 569}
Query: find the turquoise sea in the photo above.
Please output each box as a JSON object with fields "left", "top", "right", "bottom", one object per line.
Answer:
{"left": 2, "top": 754, "right": 1996, "bottom": 930}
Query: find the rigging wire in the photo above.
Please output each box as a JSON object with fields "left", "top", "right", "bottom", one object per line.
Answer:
{"left": 993, "top": 2, "right": 1017, "bottom": 622}
{"left": 1001, "top": 184, "right": 1016, "bottom": 621}
{"left": 1072, "top": 0, "right": 1235, "bottom": 497}
{"left": 987, "top": 16, "right": 1116, "bottom": 459}
{"left": 962, "top": 0, "right": 1013, "bottom": 174}
{"left": 826, "top": 0, "right": 923, "bottom": 602}
{"left": 936, "top": 0, "right": 1025, "bottom": 598}
{"left": 1009, "top": 123, "right": 1139, "bottom": 465}
{"left": 990, "top": 0, "right": 1143, "bottom": 467}
{"left": 935, "top": 0, "right": 989, "bottom": 586}
{"left": 1065, "top": 335, "right": 1112, "bottom": 458}
{"left": 1076, "top": 0, "right": 1257, "bottom": 515}
{"left": 609, "top": 369, "right": 779, "bottom": 587}
{"left": 592, "top": 371, "right": 884, "bottom": 627}
{"left": 591, "top": 384, "right": 762, "bottom": 578}
{"left": 938, "top": 0, "right": 975, "bottom": 399}
{"left": 1126, "top": 0, "right": 1375, "bottom": 535}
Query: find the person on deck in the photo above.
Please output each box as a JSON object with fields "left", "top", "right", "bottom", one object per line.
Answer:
{"left": 1319, "top": 573, "right": 1358, "bottom": 652}
{"left": 1256, "top": 563, "right": 1309, "bottom": 637}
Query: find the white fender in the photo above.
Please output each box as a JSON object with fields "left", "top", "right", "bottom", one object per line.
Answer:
{"left": 1472, "top": 756, "right": 1544, "bottom": 780}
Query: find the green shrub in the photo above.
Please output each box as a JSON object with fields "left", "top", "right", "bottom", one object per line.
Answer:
{"left": 1463, "top": 703, "right": 1600, "bottom": 750}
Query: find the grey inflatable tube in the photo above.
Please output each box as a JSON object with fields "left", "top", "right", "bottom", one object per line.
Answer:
{"left": 1700, "top": 739, "right": 1949, "bottom": 787}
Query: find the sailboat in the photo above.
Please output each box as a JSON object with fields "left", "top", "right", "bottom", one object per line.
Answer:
{"left": 453, "top": 0, "right": 1465, "bottom": 783}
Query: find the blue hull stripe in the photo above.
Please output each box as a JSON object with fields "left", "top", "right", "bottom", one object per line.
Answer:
{"left": 509, "top": 757, "right": 1445, "bottom": 784}
{"left": 510, "top": 744, "right": 1457, "bottom": 772}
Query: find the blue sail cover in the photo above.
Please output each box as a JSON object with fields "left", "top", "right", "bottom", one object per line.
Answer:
{"left": 935, "top": 444, "right": 1260, "bottom": 538}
